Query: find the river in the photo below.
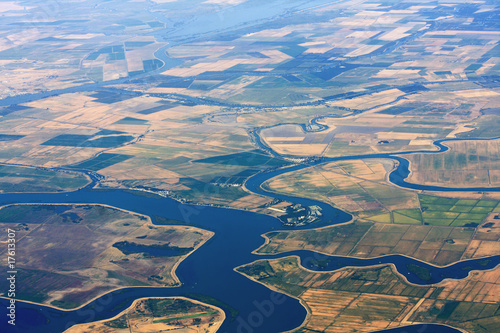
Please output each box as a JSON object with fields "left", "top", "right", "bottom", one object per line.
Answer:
{"left": 1, "top": 138, "right": 499, "bottom": 333}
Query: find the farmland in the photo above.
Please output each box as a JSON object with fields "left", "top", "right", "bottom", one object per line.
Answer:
{"left": 0, "top": 0, "right": 499, "bottom": 211}
{"left": 263, "top": 156, "right": 500, "bottom": 226}
{"left": 263, "top": 159, "right": 419, "bottom": 220}
{"left": 404, "top": 138, "right": 500, "bottom": 188}
{"left": 258, "top": 209, "right": 500, "bottom": 266}
{"left": 419, "top": 195, "right": 500, "bottom": 227}
{"left": 0, "top": 164, "right": 89, "bottom": 192}
{"left": 237, "top": 256, "right": 500, "bottom": 333}
{"left": 0, "top": 204, "right": 212, "bottom": 308}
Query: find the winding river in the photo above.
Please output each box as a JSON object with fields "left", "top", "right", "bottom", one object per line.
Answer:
{"left": 0, "top": 137, "right": 499, "bottom": 333}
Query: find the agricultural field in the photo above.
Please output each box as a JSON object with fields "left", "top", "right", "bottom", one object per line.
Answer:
{"left": 237, "top": 256, "right": 500, "bottom": 333}
{"left": 258, "top": 93, "right": 491, "bottom": 158}
{"left": 64, "top": 297, "right": 224, "bottom": 333}
{"left": 0, "top": 164, "right": 89, "bottom": 192}
{"left": 0, "top": 90, "right": 284, "bottom": 206}
{"left": 263, "top": 159, "right": 420, "bottom": 220}
{"left": 419, "top": 195, "right": 500, "bottom": 227}
{"left": 263, "top": 157, "right": 500, "bottom": 226}
{"left": 0, "top": 204, "right": 212, "bottom": 309}
{"left": 1, "top": 0, "right": 500, "bottom": 210}
{"left": 258, "top": 212, "right": 500, "bottom": 266}
{"left": 0, "top": 0, "right": 173, "bottom": 95}
{"left": 151, "top": 0, "right": 500, "bottom": 109}
{"left": 404, "top": 138, "right": 500, "bottom": 188}
{"left": 1, "top": 0, "right": 500, "bottom": 332}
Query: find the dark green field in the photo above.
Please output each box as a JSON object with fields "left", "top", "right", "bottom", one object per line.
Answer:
{"left": 0, "top": 165, "right": 89, "bottom": 192}
{"left": 113, "top": 117, "right": 149, "bottom": 125}
{"left": 42, "top": 133, "right": 134, "bottom": 148}
{"left": 193, "top": 150, "right": 288, "bottom": 167}
{"left": 69, "top": 153, "right": 132, "bottom": 171}
{"left": 419, "top": 195, "right": 499, "bottom": 227}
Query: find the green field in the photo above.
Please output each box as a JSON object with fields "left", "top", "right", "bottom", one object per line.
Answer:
{"left": 42, "top": 133, "right": 134, "bottom": 148}
{"left": 113, "top": 117, "right": 149, "bottom": 125}
{"left": 193, "top": 149, "right": 288, "bottom": 167}
{"left": 419, "top": 195, "right": 499, "bottom": 227}
{"left": 0, "top": 165, "right": 89, "bottom": 192}
{"left": 69, "top": 153, "right": 133, "bottom": 171}
{"left": 153, "top": 311, "right": 217, "bottom": 323}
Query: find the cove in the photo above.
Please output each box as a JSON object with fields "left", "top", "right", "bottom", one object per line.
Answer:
{"left": 1, "top": 137, "right": 499, "bottom": 333}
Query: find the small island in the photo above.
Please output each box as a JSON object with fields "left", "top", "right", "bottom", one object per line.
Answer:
{"left": 64, "top": 297, "right": 224, "bottom": 333}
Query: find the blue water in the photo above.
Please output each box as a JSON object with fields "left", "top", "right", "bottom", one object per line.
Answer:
{"left": 1, "top": 137, "right": 499, "bottom": 333}
{"left": 115, "top": 243, "right": 185, "bottom": 257}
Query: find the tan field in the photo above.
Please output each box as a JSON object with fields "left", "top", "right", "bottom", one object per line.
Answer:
{"left": 404, "top": 138, "right": 500, "bottom": 188}
{"left": 345, "top": 44, "right": 383, "bottom": 57}
{"left": 263, "top": 159, "right": 419, "bottom": 219}
{"left": 302, "top": 289, "right": 416, "bottom": 332}
{"left": 454, "top": 89, "right": 500, "bottom": 98}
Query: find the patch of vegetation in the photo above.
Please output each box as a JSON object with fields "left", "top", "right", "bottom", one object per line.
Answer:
{"left": 153, "top": 311, "right": 218, "bottom": 323}
{"left": 437, "top": 301, "right": 461, "bottom": 319}
{"left": 41, "top": 134, "right": 93, "bottom": 146}
{"left": 186, "top": 294, "right": 239, "bottom": 319}
{"left": 0, "top": 134, "right": 25, "bottom": 141}
{"left": 419, "top": 195, "right": 498, "bottom": 227}
{"left": 113, "top": 117, "right": 149, "bottom": 125}
{"left": 237, "top": 259, "right": 306, "bottom": 297}
{"left": 351, "top": 268, "right": 381, "bottom": 281}
{"left": 104, "top": 315, "right": 128, "bottom": 329}
{"left": 154, "top": 216, "right": 189, "bottom": 225}
{"left": 0, "top": 165, "right": 89, "bottom": 192}
{"left": 193, "top": 150, "right": 288, "bottom": 167}
{"left": 112, "top": 241, "right": 193, "bottom": 257}
{"left": 458, "top": 115, "right": 500, "bottom": 138}
{"left": 42, "top": 133, "right": 134, "bottom": 148}
{"left": 406, "top": 263, "right": 432, "bottom": 281}
{"left": 69, "top": 153, "right": 132, "bottom": 171}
